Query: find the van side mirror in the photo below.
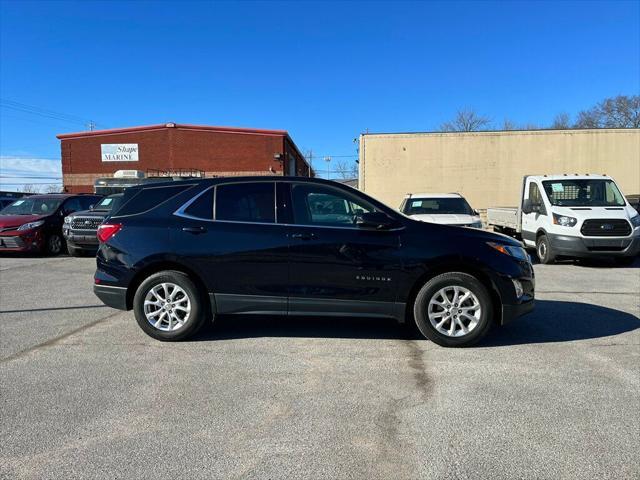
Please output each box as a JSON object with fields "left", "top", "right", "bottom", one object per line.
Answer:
{"left": 473, "top": 209, "right": 479, "bottom": 216}
{"left": 522, "top": 199, "right": 532, "bottom": 214}
{"left": 356, "top": 211, "right": 396, "bottom": 230}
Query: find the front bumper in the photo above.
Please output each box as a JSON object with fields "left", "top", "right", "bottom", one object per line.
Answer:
{"left": 0, "top": 230, "right": 45, "bottom": 252}
{"left": 548, "top": 233, "right": 640, "bottom": 258}
{"left": 94, "top": 284, "right": 128, "bottom": 310}
{"left": 63, "top": 227, "right": 99, "bottom": 248}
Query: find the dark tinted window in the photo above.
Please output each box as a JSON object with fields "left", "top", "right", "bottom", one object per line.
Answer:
{"left": 63, "top": 198, "right": 83, "bottom": 214}
{"left": 291, "top": 184, "right": 374, "bottom": 226}
{"left": 79, "top": 196, "right": 100, "bottom": 210}
{"left": 216, "top": 183, "right": 275, "bottom": 223}
{"left": 184, "top": 188, "right": 214, "bottom": 220}
{"left": 115, "top": 185, "right": 191, "bottom": 217}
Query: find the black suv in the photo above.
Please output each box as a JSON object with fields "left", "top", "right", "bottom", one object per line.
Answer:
{"left": 63, "top": 194, "right": 124, "bottom": 256}
{"left": 94, "top": 177, "right": 534, "bottom": 347}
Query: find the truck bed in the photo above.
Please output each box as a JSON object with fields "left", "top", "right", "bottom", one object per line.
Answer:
{"left": 487, "top": 207, "right": 519, "bottom": 231}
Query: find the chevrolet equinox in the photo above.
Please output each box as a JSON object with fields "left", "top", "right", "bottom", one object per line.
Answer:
{"left": 94, "top": 177, "right": 534, "bottom": 347}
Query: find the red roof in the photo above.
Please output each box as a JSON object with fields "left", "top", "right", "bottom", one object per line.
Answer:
{"left": 56, "top": 123, "right": 288, "bottom": 139}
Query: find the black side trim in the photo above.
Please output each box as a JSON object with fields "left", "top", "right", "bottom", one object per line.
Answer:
{"left": 214, "top": 293, "right": 286, "bottom": 315}
{"left": 288, "top": 297, "right": 406, "bottom": 322}
{"left": 521, "top": 230, "right": 537, "bottom": 242}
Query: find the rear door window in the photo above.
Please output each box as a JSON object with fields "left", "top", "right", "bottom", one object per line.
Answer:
{"left": 183, "top": 188, "right": 214, "bottom": 220}
{"left": 215, "top": 182, "right": 275, "bottom": 223}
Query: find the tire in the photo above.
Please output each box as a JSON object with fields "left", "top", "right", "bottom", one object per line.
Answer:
{"left": 133, "top": 270, "right": 207, "bottom": 341}
{"left": 45, "top": 233, "right": 64, "bottom": 256}
{"left": 536, "top": 234, "right": 556, "bottom": 264}
{"left": 614, "top": 256, "right": 636, "bottom": 267}
{"left": 413, "top": 272, "right": 494, "bottom": 347}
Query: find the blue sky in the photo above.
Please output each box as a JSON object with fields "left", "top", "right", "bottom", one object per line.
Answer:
{"left": 1, "top": 0, "right": 638, "bottom": 188}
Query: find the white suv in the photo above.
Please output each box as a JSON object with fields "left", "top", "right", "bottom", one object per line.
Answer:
{"left": 399, "top": 193, "right": 483, "bottom": 228}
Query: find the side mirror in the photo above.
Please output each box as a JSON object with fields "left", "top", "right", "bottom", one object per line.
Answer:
{"left": 522, "top": 199, "right": 532, "bottom": 214}
{"left": 473, "top": 209, "right": 480, "bottom": 216}
{"left": 356, "top": 211, "right": 396, "bottom": 230}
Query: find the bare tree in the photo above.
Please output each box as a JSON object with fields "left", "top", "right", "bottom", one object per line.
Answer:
{"left": 574, "top": 95, "right": 640, "bottom": 129}
{"left": 502, "top": 119, "right": 518, "bottom": 130}
{"left": 334, "top": 160, "right": 358, "bottom": 179}
{"left": 440, "top": 109, "right": 491, "bottom": 132}
{"left": 551, "top": 113, "right": 571, "bottom": 129}
{"left": 44, "top": 184, "right": 62, "bottom": 193}
{"left": 21, "top": 184, "right": 40, "bottom": 194}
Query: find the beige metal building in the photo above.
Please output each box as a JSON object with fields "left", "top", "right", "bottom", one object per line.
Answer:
{"left": 359, "top": 128, "right": 640, "bottom": 211}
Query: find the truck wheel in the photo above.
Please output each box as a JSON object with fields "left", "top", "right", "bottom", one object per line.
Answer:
{"left": 614, "top": 257, "right": 636, "bottom": 267}
{"left": 133, "top": 271, "right": 207, "bottom": 341}
{"left": 536, "top": 235, "right": 556, "bottom": 264}
{"left": 413, "top": 272, "right": 493, "bottom": 347}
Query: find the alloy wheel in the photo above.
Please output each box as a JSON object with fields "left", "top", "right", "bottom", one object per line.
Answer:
{"left": 143, "top": 282, "right": 191, "bottom": 332}
{"left": 427, "top": 285, "right": 481, "bottom": 337}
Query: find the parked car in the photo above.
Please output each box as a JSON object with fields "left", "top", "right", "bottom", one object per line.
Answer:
{"left": 487, "top": 175, "right": 640, "bottom": 265}
{"left": 63, "top": 194, "right": 124, "bottom": 256}
{"left": 399, "top": 193, "right": 483, "bottom": 228}
{"left": 0, "top": 194, "right": 102, "bottom": 255}
{"left": 93, "top": 177, "right": 534, "bottom": 347}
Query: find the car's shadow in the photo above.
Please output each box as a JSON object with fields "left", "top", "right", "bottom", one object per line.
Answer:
{"left": 191, "top": 299, "right": 639, "bottom": 346}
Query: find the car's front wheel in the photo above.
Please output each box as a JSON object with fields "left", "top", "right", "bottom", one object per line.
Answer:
{"left": 413, "top": 272, "right": 493, "bottom": 347}
{"left": 133, "top": 271, "right": 207, "bottom": 341}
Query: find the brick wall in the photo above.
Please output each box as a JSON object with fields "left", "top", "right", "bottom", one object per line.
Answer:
{"left": 59, "top": 125, "right": 310, "bottom": 192}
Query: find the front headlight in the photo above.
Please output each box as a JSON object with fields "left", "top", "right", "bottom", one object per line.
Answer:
{"left": 631, "top": 214, "right": 640, "bottom": 228}
{"left": 552, "top": 213, "right": 577, "bottom": 227}
{"left": 64, "top": 216, "right": 72, "bottom": 224}
{"left": 17, "top": 220, "right": 45, "bottom": 231}
{"left": 487, "top": 242, "right": 529, "bottom": 261}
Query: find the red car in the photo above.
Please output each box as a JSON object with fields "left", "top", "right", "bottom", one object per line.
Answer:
{"left": 0, "top": 194, "right": 101, "bottom": 255}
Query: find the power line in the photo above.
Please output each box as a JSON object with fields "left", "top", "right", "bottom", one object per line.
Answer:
{"left": 0, "top": 98, "right": 106, "bottom": 130}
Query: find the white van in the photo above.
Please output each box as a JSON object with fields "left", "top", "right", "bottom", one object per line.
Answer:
{"left": 487, "top": 175, "right": 640, "bottom": 265}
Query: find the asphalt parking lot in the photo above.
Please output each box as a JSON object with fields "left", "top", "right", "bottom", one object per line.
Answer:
{"left": 1, "top": 255, "right": 639, "bottom": 479}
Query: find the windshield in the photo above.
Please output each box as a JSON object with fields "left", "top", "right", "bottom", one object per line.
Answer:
{"left": 92, "top": 195, "right": 123, "bottom": 211}
{"left": 542, "top": 179, "right": 626, "bottom": 207}
{"left": 403, "top": 197, "right": 474, "bottom": 215}
{"left": 0, "top": 197, "right": 63, "bottom": 215}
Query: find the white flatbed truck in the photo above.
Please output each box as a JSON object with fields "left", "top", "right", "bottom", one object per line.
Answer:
{"left": 487, "top": 174, "right": 640, "bottom": 265}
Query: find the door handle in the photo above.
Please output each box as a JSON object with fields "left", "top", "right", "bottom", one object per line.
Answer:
{"left": 182, "top": 226, "right": 207, "bottom": 234}
{"left": 291, "top": 232, "right": 316, "bottom": 240}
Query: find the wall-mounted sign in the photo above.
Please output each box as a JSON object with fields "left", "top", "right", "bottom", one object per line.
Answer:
{"left": 101, "top": 144, "right": 139, "bottom": 162}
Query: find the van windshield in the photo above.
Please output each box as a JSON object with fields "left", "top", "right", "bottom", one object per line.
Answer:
{"left": 403, "top": 197, "right": 474, "bottom": 215}
{"left": 541, "top": 179, "right": 625, "bottom": 207}
{"left": 0, "top": 197, "right": 63, "bottom": 215}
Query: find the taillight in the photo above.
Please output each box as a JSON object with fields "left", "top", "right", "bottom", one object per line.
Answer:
{"left": 97, "top": 223, "right": 122, "bottom": 243}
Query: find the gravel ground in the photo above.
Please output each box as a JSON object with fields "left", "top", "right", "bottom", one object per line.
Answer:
{"left": 1, "top": 254, "right": 638, "bottom": 479}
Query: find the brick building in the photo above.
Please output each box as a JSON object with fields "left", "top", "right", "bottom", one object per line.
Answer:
{"left": 57, "top": 123, "right": 312, "bottom": 193}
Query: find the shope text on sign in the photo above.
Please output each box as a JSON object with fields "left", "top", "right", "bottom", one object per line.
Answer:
{"left": 101, "top": 144, "right": 139, "bottom": 162}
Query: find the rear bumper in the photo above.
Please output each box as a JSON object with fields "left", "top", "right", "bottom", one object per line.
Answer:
{"left": 548, "top": 233, "right": 640, "bottom": 258}
{"left": 94, "top": 284, "right": 128, "bottom": 310}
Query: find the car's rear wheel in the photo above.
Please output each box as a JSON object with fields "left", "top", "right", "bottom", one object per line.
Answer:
{"left": 536, "top": 234, "right": 556, "bottom": 264}
{"left": 133, "top": 271, "right": 206, "bottom": 341}
{"left": 413, "top": 272, "right": 493, "bottom": 347}
{"left": 46, "top": 233, "right": 64, "bottom": 256}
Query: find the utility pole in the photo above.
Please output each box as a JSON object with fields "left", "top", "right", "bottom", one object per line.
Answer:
{"left": 324, "top": 156, "right": 331, "bottom": 180}
{"left": 87, "top": 121, "right": 96, "bottom": 131}
{"left": 306, "top": 149, "right": 313, "bottom": 177}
